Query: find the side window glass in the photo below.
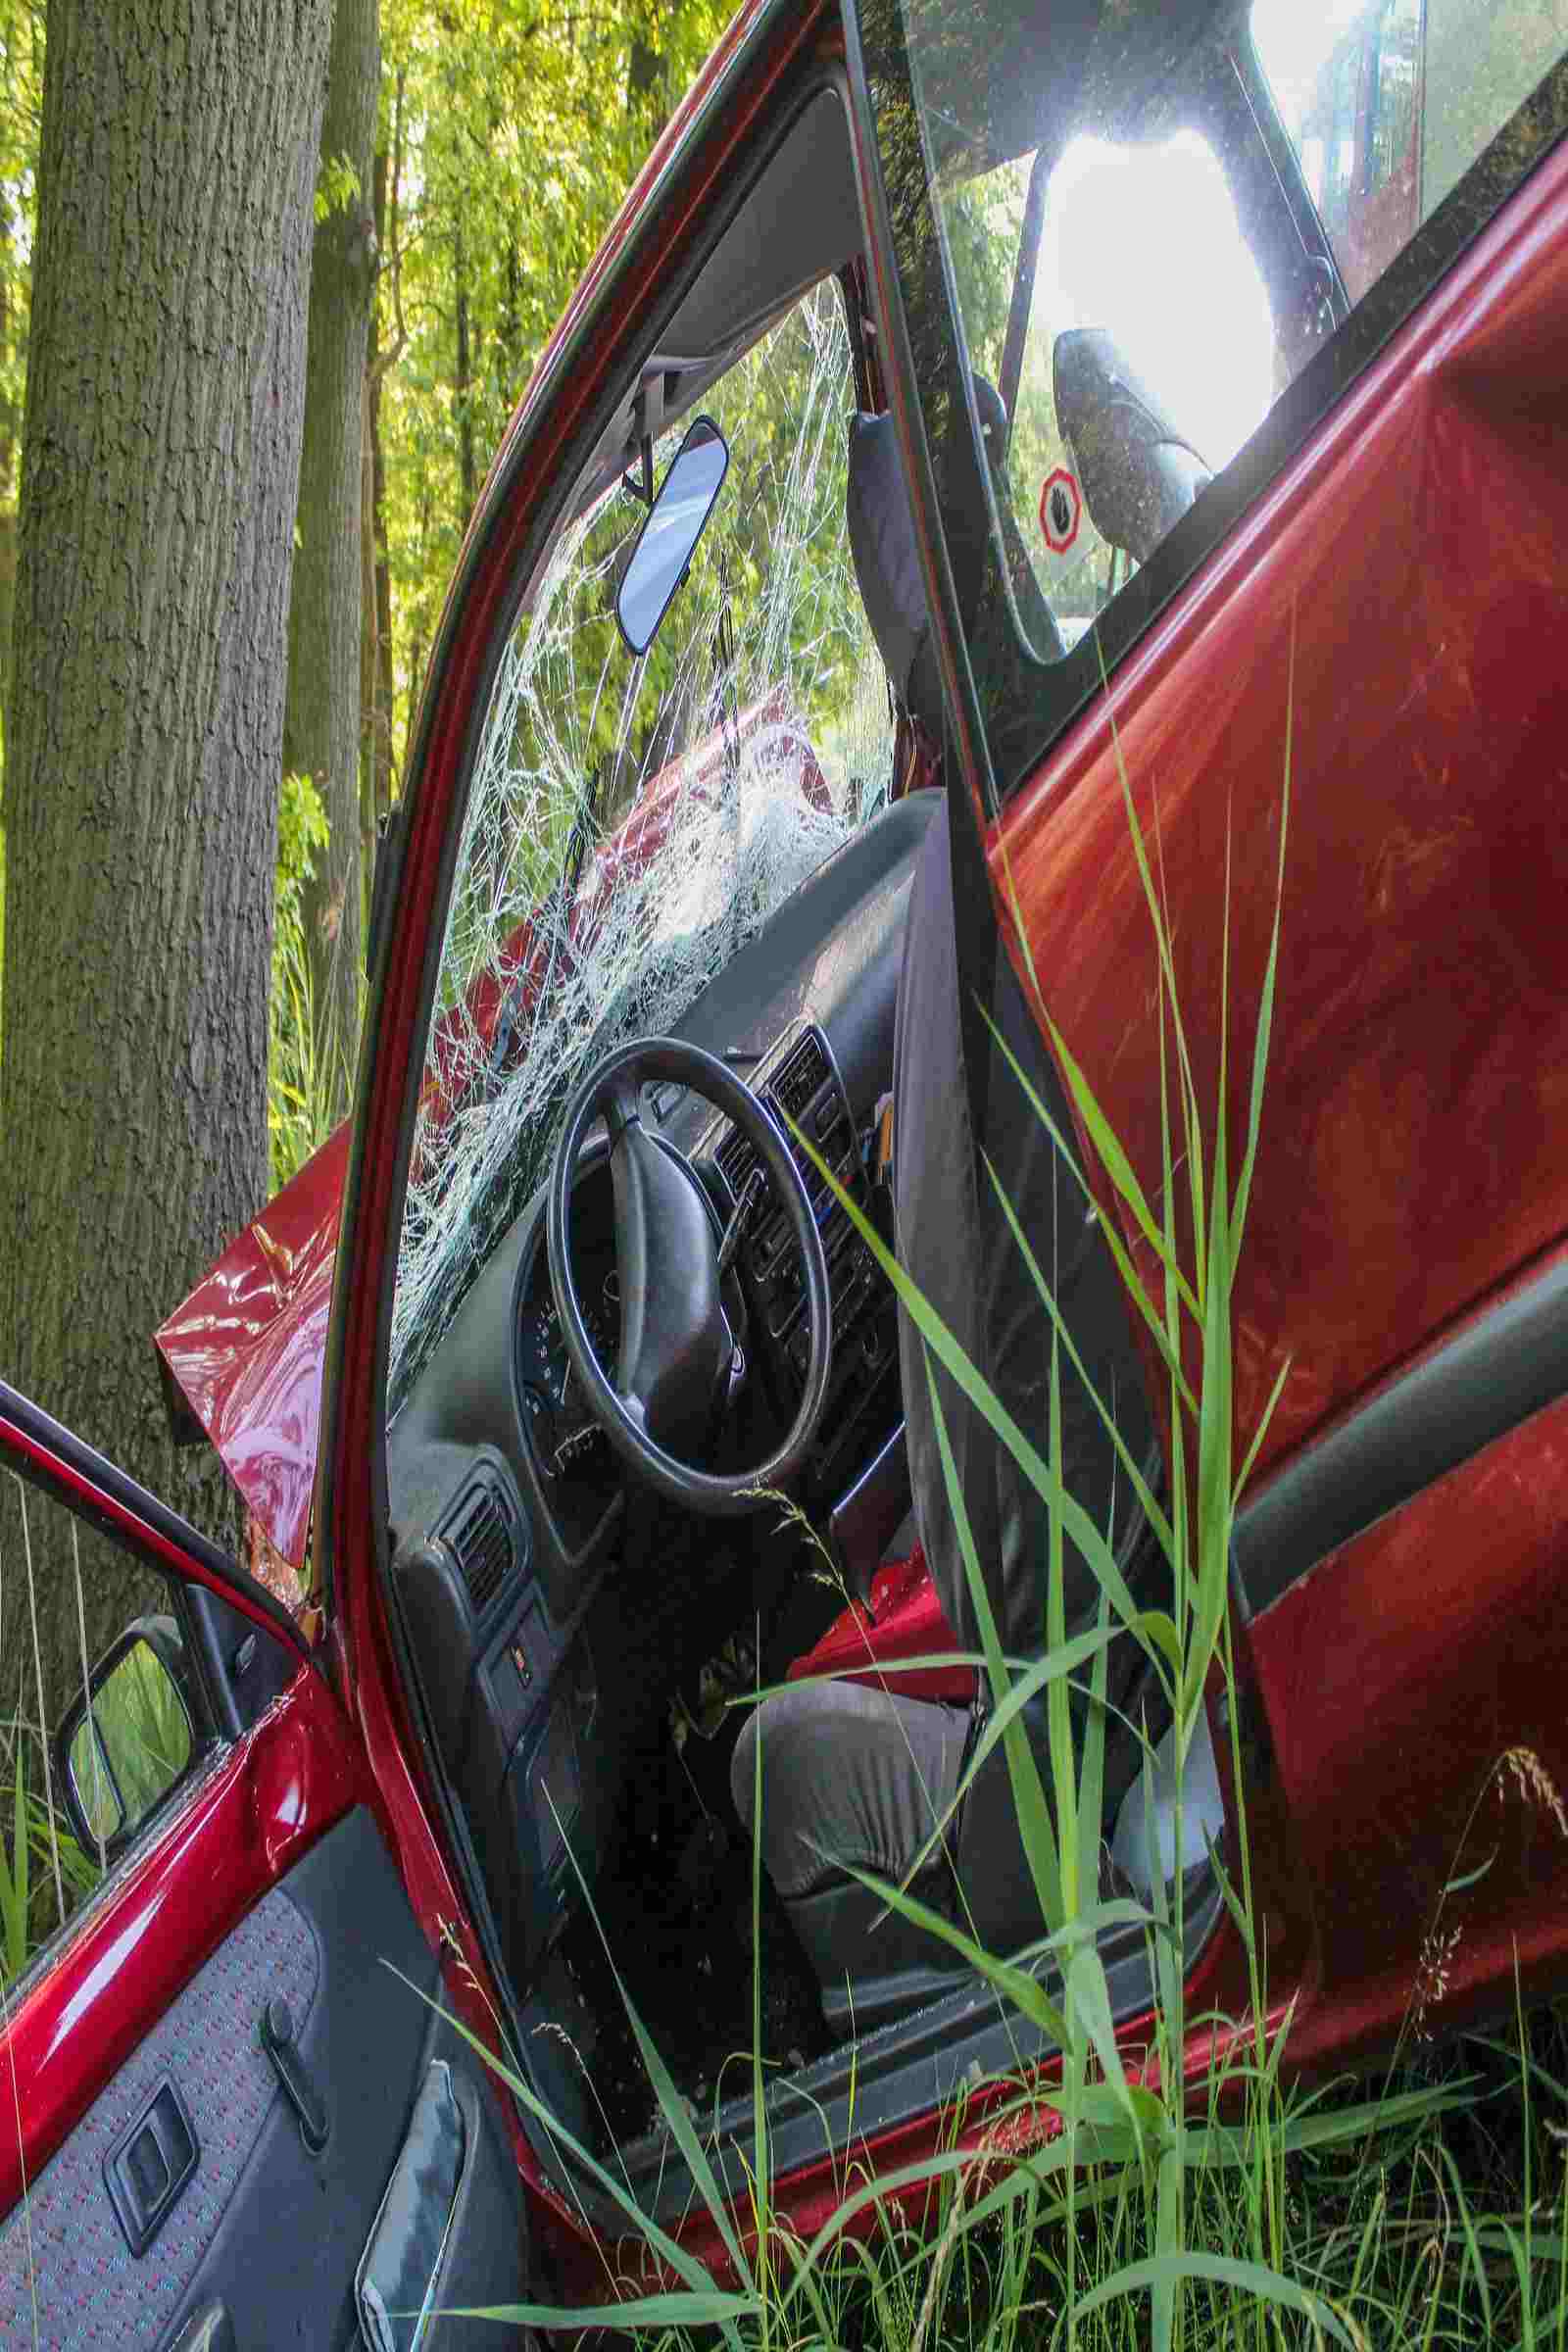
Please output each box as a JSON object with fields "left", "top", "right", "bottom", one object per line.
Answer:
{"left": 864, "top": 0, "right": 1568, "bottom": 796}
{"left": 966, "top": 131, "right": 1278, "bottom": 662}
{"left": 1253, "top": 0, "right": 1568, "bottom": 307}
{"left": 0, "top": 1474, "right": 209, "bottom": 1989}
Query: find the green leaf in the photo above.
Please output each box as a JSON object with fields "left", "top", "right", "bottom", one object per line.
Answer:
{"left": 1231, "top": 614, "right": 1295, "bottom": 1247}
{"left": 829, "top": 1851, "right": 1069, "bottom": 2046}
{"left": 793, "top": 1117, "right": 1152, "bottom": 1642}
{"left": 978, "top": 1010, "right": 1198, "bottom": 1418}
{"left": 983, "top": 1146, "right": 1175, "bottom": 1559}
{"left": 1042, "top": 1011, "right": 1201, "bottom": 1329}
{"left": 926, "top": 1359, "right": 1062, "bottom": 1932}
{"left": 442, "top": 2293, "right": 754, "bottom": 2329}
{"left": 1067, "top": 2250, "right": 1353, "bottom": 2344}
{"left": 552, "top": 1801, "right": 755, "bottom": 2293}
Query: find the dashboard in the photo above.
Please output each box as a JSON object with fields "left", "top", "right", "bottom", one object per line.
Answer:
{"left": 381, "top": 790, "right": 938, "bottom": 1994}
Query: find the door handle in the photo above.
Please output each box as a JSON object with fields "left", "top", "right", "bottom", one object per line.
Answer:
{"left": 103, "top": 2078, "right": 199, "bottom": 2254}
{"left": 260, "top": 1996, "right": 329, "bottom": 2152}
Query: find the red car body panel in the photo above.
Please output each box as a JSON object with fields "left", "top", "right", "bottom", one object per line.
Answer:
{"left": 992, "top": 130, "right": 1568, "bottom": 2071}
{"left": 315, "top": 0, "right": 836, "bottom": 2255}
{"left": 994, "top": 133, "right": 1568, "bottom": 1494}
{"left": 0, "top": 0, "right": 832, "bottom": 2265}
{"left": 154, "top": 1124, "right": 350, "bottom": 1570}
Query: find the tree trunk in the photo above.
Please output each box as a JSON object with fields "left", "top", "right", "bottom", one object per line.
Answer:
{"left": 286, "top": 0, "right": 379, "bottom": 1111}
{"left": 368, "top": 132, "right": 397, "bottom": 833}
{"left": 0, "top": 0, "right": 330, "bottom": 1685}
{"left": 0, "top": 182, "right": 19, "bottom": 790}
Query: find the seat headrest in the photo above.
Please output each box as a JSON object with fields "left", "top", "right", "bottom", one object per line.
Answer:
{"left": 846, "top": 408, "right": 930, "bottom": 722}
{"left": 846, "top": 376, "right": 1012, "bottom": 742}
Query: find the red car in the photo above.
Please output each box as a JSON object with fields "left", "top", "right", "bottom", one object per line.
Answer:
{"left": 7, "top": 0, "right": 1568, "bottom": 2336}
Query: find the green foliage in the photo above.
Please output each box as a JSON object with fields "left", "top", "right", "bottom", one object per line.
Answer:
{"left": 270, "top": 769, "right": 337, "bottom": 1188}
{"left": 314, "top": 149, "right": 364, "bottom": 224}
{"left": 375, "top": 0, "right": 728, "bottom": 771}
{"left": 0, "top": 1739, "right": 98, "bottom": 1989}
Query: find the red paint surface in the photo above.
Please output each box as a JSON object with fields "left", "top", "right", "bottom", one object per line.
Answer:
{"left": 155, "top": 1125, "right": 349, "bottom": 1569}
{"left": 91, "top": 5, "right": 1568, "bottom": 2298}
{"left": 991, "top": 128, "right": 1568, "bottom": 2091}
{"left": 0, "top": 1664, "right": 362, "bottom": 2214}
{"left": 788, "top": 1543, "right": 977, "bottom": 1704}
{"left": 1248, "top": 1384, "right": 1568, "bottom": 2064}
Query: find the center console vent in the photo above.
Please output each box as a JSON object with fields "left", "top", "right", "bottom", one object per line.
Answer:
{"left": 436, "top": 1465, "right": 518, "bottom": 1619}
{"left": 715, "top": 1122, "right": 756, "bottom": 1196}
{"left": 714, "top": 1025, "right": 835, "bottom": 1199}
{"left": 769, "top": 1028, "right": 830, "bottom": 1127}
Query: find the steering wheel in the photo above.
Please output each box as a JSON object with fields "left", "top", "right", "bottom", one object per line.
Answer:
{"left": 546, "top": 1036, "right": 832, "bottom": 1514}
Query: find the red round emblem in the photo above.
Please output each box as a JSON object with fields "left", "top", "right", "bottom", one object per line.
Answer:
{"left": 1039, "top": 466, "right": 1081, "bottom": 553}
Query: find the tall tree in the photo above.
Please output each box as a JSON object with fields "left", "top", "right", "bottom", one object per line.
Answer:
{"left": 286, "top": 0, "right": 380, "bottom": 1101}
{"left": 0, "top": 0, "right": 331, "bottom": 1677}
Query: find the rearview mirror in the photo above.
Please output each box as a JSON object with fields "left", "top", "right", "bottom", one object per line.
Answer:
{"left": 615, "top": 416, "right": 729, "bottom": 657}
{"left": 57, "top": 1616, "right": 194, "bottom": 1862}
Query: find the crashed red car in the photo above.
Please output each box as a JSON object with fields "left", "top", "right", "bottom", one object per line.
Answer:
{"left": 7, "top": 0, "right": 1568, "bottom": 2336}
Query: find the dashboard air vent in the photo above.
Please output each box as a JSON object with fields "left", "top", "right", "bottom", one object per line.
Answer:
{"left": 440, "top": 1475, "right": 514, "bottom": 1617}
{"left": 716, "top": 1125, "right": 756, "bottom": 1195}
{"left": 770, "top": 1029, "right": 829, "bottom": 1126}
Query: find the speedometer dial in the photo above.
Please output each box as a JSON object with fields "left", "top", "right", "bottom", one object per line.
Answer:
{"left": 518, "top": 1255, "right": 621, "bottom": 1475}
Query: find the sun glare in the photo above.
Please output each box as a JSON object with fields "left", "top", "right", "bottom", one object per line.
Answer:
{"left": 1037, "top": 130, "right": 1277, "bottom": 471}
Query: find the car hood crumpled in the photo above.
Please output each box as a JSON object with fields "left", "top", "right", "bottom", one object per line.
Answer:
{"left": 155, "top": 1123, "right": 349, "bottom": 1568}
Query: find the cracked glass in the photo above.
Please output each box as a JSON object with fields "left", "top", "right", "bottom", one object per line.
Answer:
{"left": 389, "top": 283, "right": 895, "bottom": 1412}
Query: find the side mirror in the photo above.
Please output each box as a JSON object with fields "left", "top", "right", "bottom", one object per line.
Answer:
{"left": 1054, "top": 327, "right": 1212, "bottom": 565}
{"left": 56, "top": 1615, "right": 195, "bottom": 1863}
{"left": 614, "top": 416, "right": 729, "bottom": 657}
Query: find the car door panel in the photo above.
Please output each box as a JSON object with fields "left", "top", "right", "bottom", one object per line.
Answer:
{"left": 0, "top": 1807, "right": 527, "bottom": 2349}
{"left": 1239, "top": 1383, "right": 1568, "bottom": 2066}
{"left": 983, "top": 134, "right": 1568, "bottom": 2048}
{"left": 0, "top": 1662, "right": 360, "bottom": 2215}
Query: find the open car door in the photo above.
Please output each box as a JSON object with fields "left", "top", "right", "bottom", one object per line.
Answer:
{"left": 0, "top": 1380, "right": 528, "bottom": 2349}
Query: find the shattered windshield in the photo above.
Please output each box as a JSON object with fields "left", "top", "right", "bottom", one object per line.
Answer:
{"left": 389, "top": 284, "right": 894, "bottom": 1411}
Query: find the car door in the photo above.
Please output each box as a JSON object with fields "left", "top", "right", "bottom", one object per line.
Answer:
{"left": 846, "top": 0, "right": 1568, "bottom": 2061}
{"left": 0, "top": 1378, "right": 528, "bottom": 2349}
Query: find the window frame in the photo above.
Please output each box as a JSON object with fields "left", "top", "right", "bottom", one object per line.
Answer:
{"left": 846, "top": 0, "right": 1568, "bottom": 808}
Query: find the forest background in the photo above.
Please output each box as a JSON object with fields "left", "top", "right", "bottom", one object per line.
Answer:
{"left": 0, "top": 0, "right": 733, "bottom": 1679}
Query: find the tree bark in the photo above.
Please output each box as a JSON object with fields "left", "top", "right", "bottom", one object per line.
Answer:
{"left": 285, "top": 0, "right": 379, "bottom": 1110}
{"left": 368, "top": 130, "right": 397, "bottom": 835}
{"left": 0, "top": 0, "right": 330, "bottom": 1684}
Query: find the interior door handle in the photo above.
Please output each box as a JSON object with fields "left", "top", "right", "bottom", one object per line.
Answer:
{"left": 260, "top": 1996, "right": 330, "bottom": 2152}
{"left": 168, "top": 2305, "right": 236, "bottom": 2352}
